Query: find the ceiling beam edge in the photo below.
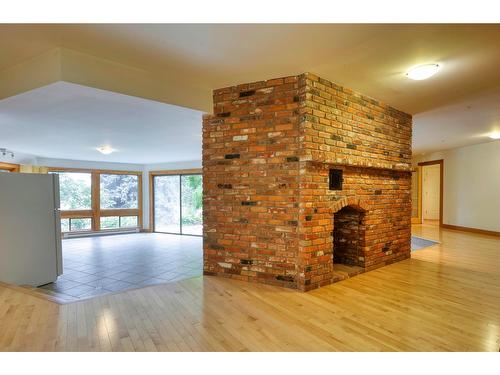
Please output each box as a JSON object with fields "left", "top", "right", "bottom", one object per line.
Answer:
{"left": 0, "top": 48, "right": 62, "bottom": 100}
{"left": 59, "top": 47, "right": 211, "bottom": 112}
{"left": 0, "top": 47, "right": 212, "bottom": 113}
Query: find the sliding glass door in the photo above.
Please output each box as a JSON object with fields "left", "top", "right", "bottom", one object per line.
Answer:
{"left": 153, "top": 174, "right": 202, "bottom": 236}
{"left": 181, "top": 175, "right": 203, "bottom": 235}
{"left": 154, "top": 175, "right": 181, "bottom": 234}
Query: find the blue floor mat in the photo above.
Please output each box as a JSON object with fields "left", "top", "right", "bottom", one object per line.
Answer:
{"left": 411, "top": 236, "right": 439, "bottom": 251}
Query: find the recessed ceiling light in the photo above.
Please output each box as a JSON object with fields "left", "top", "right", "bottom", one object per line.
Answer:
{"left": 97, "top": 145, "right": 114, "bottom": 155}
{"left": 489, "top": 132, "right": 500, "bottom": 140}
{"left": 406, "top": 64, "right": 440, "bottom": 80}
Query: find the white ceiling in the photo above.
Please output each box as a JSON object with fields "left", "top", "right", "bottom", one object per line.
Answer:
{"left": 0, "top": 82, "right": 203, "bottom": 164}
{"left": 1, "top": 24, "right": 500, "bottom": 157}
{"left": 413, "top": 88, "right": 500, "bottom": 154}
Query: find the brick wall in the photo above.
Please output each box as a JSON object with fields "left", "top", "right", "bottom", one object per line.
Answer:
{"left": 202, "top": 76, "right": 302, "bottom": 288}
{"left": 300, "top": 73, "right": 412, "bottom": 170}
{"left": 203, "top": 73, "right": 412, "bottom": 291}
{"left": 297, "top": 163, "right": 412, "bottom": 290}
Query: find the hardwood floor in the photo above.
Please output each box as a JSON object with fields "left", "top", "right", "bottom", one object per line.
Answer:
{"left": 1, "top": 223, "right": 499, "bottom": 351}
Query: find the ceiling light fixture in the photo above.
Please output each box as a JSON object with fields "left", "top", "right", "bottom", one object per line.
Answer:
{"left": 0, "top": 148, "right": 15, "bottom": 159}
{"left": 97, "top": 145, "right": 114, "bottom": 155}
{"left": 406, "top": 64, "right": 440, "bottom": 80}
{"left": 489, "top": 132, "right": 500, "bottom": 140}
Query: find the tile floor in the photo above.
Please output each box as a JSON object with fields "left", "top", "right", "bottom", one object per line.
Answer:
{"left": 411, "top": 235, "right": 439, "bottom": 251}
{"left": 37, "top": 233, "right": 202, "bottom": 302}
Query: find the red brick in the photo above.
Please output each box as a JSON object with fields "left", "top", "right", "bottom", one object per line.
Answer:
{"left": 203, "top": 73, "right": 412, "bottom": 291}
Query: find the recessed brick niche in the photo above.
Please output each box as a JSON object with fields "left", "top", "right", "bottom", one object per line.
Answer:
{"left": 202, "top": 73, "right": 412, "bottom": 291}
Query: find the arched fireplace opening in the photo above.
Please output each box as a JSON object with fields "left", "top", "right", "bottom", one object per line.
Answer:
{"left": 333, "top": 205, "right": 366, "bottom": 268}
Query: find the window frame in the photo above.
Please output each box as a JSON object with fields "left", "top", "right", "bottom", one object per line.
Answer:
{"left": 0, "top": 162, "right": 20, "bottom": 172}
{"left": 149, "top": 169, "right": 202, "bottom": 237}
{"left": 49, "top": 167, "right": 143, "bottom": 233}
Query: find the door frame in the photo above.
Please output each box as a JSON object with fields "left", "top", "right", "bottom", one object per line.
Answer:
{"left": 149, "top": 168, "right": 202, "bottom": 236}
{"left": 418, "top": 159, "right": 444, "bottom": 227}
{"left": 411, "top": 166, "right": 422, "bottom": 224}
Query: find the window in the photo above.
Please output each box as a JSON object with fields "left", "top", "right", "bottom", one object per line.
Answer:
{"left": 101, "top": 216, "right": 120, "bottom": 229}
{"left": 70, "top": 218, "right": 92, "bottom": 231}
{"left": 101, "top": 216, "right": 139, "bottom": 230}
{"left": 51, "top": 169, "right": 142, "bottom": 233}
{"left": 120, "top": 216, "right": 138, "bottom": 227}
{"left": 153, "top": 173, "right": 202, "bottom": 236}
{"left": 100, "top": 174, "right": 138, "bottom": 209}
{"left": 57, "top": 172, "right": 92, "bottom": 210}
{"left": 60, "top": 217, "right": 92, "bottom": 232}
{"left": 61, "top": 218, "right": 70, "bottom": 232}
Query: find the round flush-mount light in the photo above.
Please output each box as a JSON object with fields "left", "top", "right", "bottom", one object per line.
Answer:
{"left": 406, "top": 64, "right": 440, "bottom": 80}
{"left": 97, "top": 145, "right": 114, "bottom": 155}
{"left": 489, "top": 132, "right": 500, "bottom": 140}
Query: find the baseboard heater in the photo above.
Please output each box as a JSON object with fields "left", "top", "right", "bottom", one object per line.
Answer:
{"left": 63, "top": 228, "right": 140, "bottom": 239}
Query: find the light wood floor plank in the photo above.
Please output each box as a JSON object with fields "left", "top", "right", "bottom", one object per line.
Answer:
{"left": 1, "top": 224, "right": 499, "bottom": 351}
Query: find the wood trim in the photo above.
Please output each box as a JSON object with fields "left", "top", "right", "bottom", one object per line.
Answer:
{"left": 149, "top": 168, "right": 201, "bottom": 176}
{"left": 48, "top": 167, "right": 142, "bottom": 175}
{"left": 410, "top": 166, "right": 422, "bottom": 224}
{"left": 60, "top": 210, "right": 93, "bottom": 219}
{"left": 91, "top": 172, "right": 100, "bottom": 231}
{"left": 148, "top": 169, "right": 202, "bottom": 233}
{"left": 417, "top": 160, "right": 443, "bottom": 167}
{"left": 138, "top": 174, "right": 143, "bottom": 229}
{"left": 0, "top": 162, "right": 20, "bottom": 172}
{"left": 49, "top": 167, "right": 143, "bottom": 232}
{"left": 441, "top": 224, "right": 500, "bottom": 237}
{"left": 417, "top": 165, "right": 422, "bottom": 223}
{"left": 149, "top": 172, "right": 154, "bottom": 232}
{"left": 418, "top": 159, "right": 444, "bottom": 227}
{"left": 100, "top": 209, "right": 140, "bottom": 217}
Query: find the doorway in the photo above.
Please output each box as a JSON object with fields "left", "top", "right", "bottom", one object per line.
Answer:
{"left": 151, "top": 172, "right": 203, "bottom": 236}
{"left": 418, "top": 160, "right": 443, "bottom": 226}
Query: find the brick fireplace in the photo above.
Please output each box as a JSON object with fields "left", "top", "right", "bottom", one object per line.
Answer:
{"left": 202, "top": 73, "right": 412, "bottom": 291}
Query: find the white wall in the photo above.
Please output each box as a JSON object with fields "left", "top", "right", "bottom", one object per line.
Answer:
{"left": 413, "top": 141, "right": 500, "bottom": 232}
{"left": 143, "top": 160, "right": 201, "bottom": 172}
{"left": 0, "top": 150, "right": 37, "bottom": 165}
{"left": 34, "top": 157, "right": 202, "bottom": 230}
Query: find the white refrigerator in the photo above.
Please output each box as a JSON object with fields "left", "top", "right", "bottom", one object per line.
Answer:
{"left": 0, "top": 172, "right": 63, "bottom": 287}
